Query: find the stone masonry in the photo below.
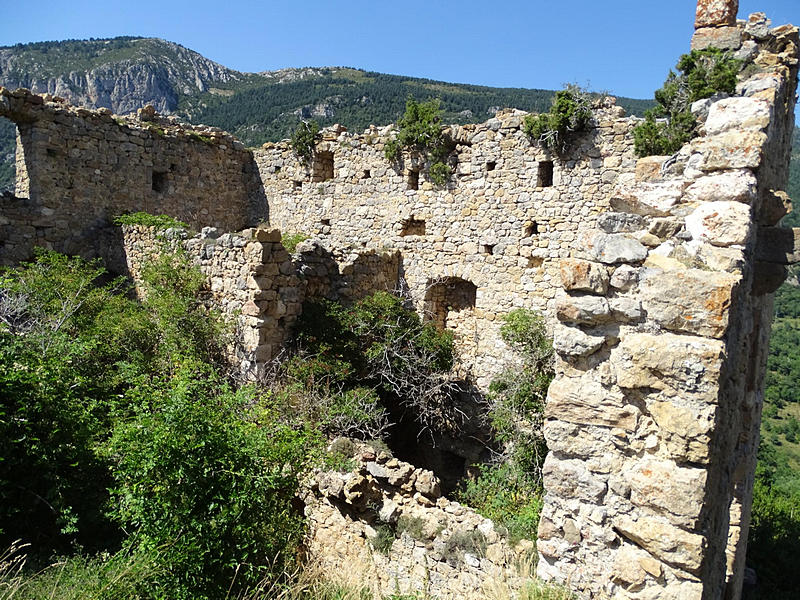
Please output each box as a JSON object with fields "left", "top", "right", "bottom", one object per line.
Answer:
{"left": 0, "top": 2, "right": 797, "bottom": 598}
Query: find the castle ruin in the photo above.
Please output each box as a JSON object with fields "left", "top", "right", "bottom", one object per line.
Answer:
{"left": 0, "top": 1, "right": 798, "bottom": 598}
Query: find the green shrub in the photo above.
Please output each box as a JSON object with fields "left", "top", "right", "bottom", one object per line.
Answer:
{"left": 384, "top": 98, "right": 453, "bottom": 187}
{"left": 443, "top": 529, "right": 487, "bottom": 564}
{"left": 369, "top": 523, "right": 396, "bottom": 555}
{"left": 104, "top": 363, "right": 319, "bottom": 600}
{"left": 634, "top": 48, "right": 740, "bottom": 157}
{"left": 396, "top": 515, "right": 426, "bottom": 541}
{"left": 291, "top": 120, "right": 320, "bottom": 165}
{"left": 113, "top": 212, "right": 188, "bottom": 230}
{"left": 523, "top": 85, "right": 591, "bottom": 154}
{"left": 282, "top": 231, "right": 310, "bottom": 253}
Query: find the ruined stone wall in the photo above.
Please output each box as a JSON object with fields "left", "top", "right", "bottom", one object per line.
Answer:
{"left": 536, "top": 9, "right": 799, "bottom": 600}
{"left": 0, "top": 88, "right": 266, "bottom": 264}
{"left": 302, "top": 442, "right": 534, "bottom": 600}
{"left": 119, "top": 224, "right": 302, "bottom": 377}
{"left": 254, "top": 103, "right": 638, "bottom": 386}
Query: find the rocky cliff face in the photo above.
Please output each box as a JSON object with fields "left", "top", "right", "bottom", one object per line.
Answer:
{"left": 0, "top": 38, "right": 242, "bottom": 114}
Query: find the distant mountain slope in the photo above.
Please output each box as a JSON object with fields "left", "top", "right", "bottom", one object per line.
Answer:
{"left": 0, "top": 36, "right": 659, "bottom": 191}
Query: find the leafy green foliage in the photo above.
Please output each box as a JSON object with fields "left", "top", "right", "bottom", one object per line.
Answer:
{"left": 634, "top": 48, "right": 740, "bottom": 157}
{"left": 457, "top": 309, "right": 553, "bottom": 543}
{"left": 113, "top": 211, "right": 188, "bottom": 229}
{"left": 282, "top": 231, "right": 310, "bottom": 253}
{"left": 287, "top": 291, "right": 455, "bottom": 436}
{"left": 290, "top": 120, "right": 320, "bottom": 165}
{"left": 523, "top": 85, "right": 592, "bottom": 153}
{"left": 384, "top": 98, "right": 453, "bottom": 187}
{"left": 104, "top": 364, "right": 316, "bottom": 600}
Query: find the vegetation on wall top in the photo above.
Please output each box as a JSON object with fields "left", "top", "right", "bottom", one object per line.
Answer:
{"left": 633, "top": 48, "right": 740, "bottom": 157}
{"left": 523, "top": 85, "right": 592, "bottom": 154}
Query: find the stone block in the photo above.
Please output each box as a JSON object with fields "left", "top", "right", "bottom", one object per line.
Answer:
{"left": 691, "top": 26, "right": 742, "bottom": 51}
{"left": 693, "top": 130, "right": 767, "bottom": 170}
{"left": 585, "top": 232, "right": 648, "bottom": 264}
{"left": 684, "top": 170, "right": 757, "bottom": 204}
{"left": 556, "top": 294, "right": 611, "bottom": 324}
{"left": 614, "top": 332, "right": 725, "bottom": 402}
{"left": 552, "top": 323, "right": 607, "bottom": 358}
{"left": 685, "top": 201, "right": 752, "bottom": 246}
{"left": 635, "top": 156, "right": 669, "bottom": 182}
{"left": 640, "top": 268, "right": 740, "bottom": 338}
{"left": 560, "top": 258, "right": 609, "bottom": 294}
{"left": 704, "top": 97, "right": 771, "bottom": 135}
{"left": 541, "top": 455, "right": 607, "bottom": 503}
{"left": 610, "top": 180, "right": 685, "bottom": 216}
{"left": 648, "top": 400, "right": 715, "bottom": 463}
{"left": 695, "top": 0, "right": 738, "bottom": 29}
{"left": 546, "top": 376, "right": 639, "bottom": 431}
{"left": 615, "top": 516, "right": 705, "bottom": 573}
{"left": 627, "top": 458, "right": 707, "bottom": 526}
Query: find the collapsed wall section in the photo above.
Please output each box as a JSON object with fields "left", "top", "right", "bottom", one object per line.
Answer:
{"left": 0, "top": 88, "right": 266, "bottom": 265}
{"left": 536, "top": 11, "right": 799, "bottom": 600}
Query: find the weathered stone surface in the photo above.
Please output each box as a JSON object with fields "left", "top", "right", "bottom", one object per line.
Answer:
{"left": 586, "top": 232, "right": 648, "bottom": 264}
{"left": 684, "top": 170, "right": 757, "bottom": 204}
{"left": 693, "top": 130, "right": 767, "bottom": 170}
{"left": 704, "top": 97, "right": 771, "bottom": 135}
{"left": 635, "top": 156, "right": 669, "bottom": 182}
{"left": 560, "top": 258, "right": 609, "bottom": 294}
{"left": 610, "top": 181, "right": 685, "bottom": 216}
{"left": 556, "top": 294, "right": 611, "bottom": 324}
{"left": 648, "top": 400, "right": 715, "bottom": 463}
{"left": 685, "top": 201, "right": 752, "bottom": 246}
{"left": 552, "top": 323, "right": 607, "bottom": 358}
{"left": 542, "top": 455, "right": 607, "bottom": 503}
{"left": 640, "top": 268, "right": 739, "bottom": 337}
{"left": 692, "top": 26, "right": 743, "bottom": 51}
{"left": 598, "top": 212, "right": 647, "bottom": 234}
{"left": 615, "top": 516, "right": 705, "bottom": 573}
{"left": 759, "top": 189, "right": 792, "bottom": 226}
{"left": 615, "top": 332, "right": 725, "bottom": 400}
{"left": 627, "top": 459, "right": 707, "bottom": 526}
{"left": 610, "top": 264, "right": 640, "bottom": 290}
{"left": 546, "top": 376, "right": 639, "bottom": 431}
{"left": 695, "top": 0, "right": 738, "bottom": 28}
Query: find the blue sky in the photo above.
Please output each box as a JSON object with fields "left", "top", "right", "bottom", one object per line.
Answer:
{"left": 0, "top": 1, "right": 797, "bottom": 100}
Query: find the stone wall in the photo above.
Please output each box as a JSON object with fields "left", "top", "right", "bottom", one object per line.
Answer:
{"left": 0, "top": 88, "right": 267, "bottom": 264}
{"left": 254, "top": 101, "right": 638, "bottom": 386}
{"left": 535, "top": 9, "right": 799, "bottom": 600}
{"left": 118, "top": 224, "right": 302, "bottom": 377}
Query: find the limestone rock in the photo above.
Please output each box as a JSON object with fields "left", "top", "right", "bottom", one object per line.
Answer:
{"left": 704, "top": 97, "right": 771, "bottom": 135}
{"left": 586, "top": 232, "right": 648, "bottom": 265}
{"left": 615, "top": 516, "right": 705, "bottom": 573}
{"left": 610, "top": 181, "right": 685, "bottom": 216}
{"left": 552, "top": 323, "right": 607, "bottom": 358}
{"left": 695, "top": 0, "right": 739, "bottom": 28}
{"left": 684, "top": 170, "right": 757, "bottom": 204}
{"left": 692, "top": 26, "right": 743, "bottom": 51}
{"left": 693, "top": 130, "right": 767, "bottom": 170}
{"left": 685, "top": 201, "right": 752, "bottom": 247}
{"left": 627, "top": 458, "right": 707, "bottom": 527}
{"left": 556, "top": 294, "right": 611, "bottom": 325}
{"left": 614, "top": 332, "right": 725, "bottom": 403}
{"left": 648, "top": 400, "right": 715, "bottom": 463}
{"left": 640, "top": 268, "right": 740, "bottom": 338}
{"left": 597, "top": 212, "right": 647, "bottom": 234}
{"left": 610, "top": 265, "right": 640, "bottom": 290}
{"left": 635, "top": 156, "right": 669, "bottom": 182}
{"left": 542, "top": 455, "right": 607, "bottom": 503}
{"left": 546, "top": 376, "right": 639, "bottom": 431}
{"left": 560, "top": 258, "right": 609, "bottom": 294}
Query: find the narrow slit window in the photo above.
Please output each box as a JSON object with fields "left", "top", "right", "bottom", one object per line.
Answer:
{"left": 293, "top": 180, "right": 303, "bottom": 191}
{"left": 483, "top": 244, "right": 495, "bottom": 255}
{"left": 312, "top": 150, "right": 334, "bottom": 182}
{"left": 525, "top": 222, "right": 539, "bottom": 237}
{"left": 152, "top": 171, "right": 167, "bottom": 193}
{"left": 537, "top": 161, "right": 554, "bottom": 187}
{"left": 407, "top": 169, "right": 419, "bottom": 191}
{"left": 486, "top": 161, "right": 496, "bottom": 172}
{"left": 362, "top": 169, "right": 371, "bottom": 179}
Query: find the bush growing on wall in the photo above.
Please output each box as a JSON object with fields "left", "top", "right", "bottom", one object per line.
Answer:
{"left": 291, "top": 119, "right": 320, "bottom": 165}
{"left": 634, "top": 48, "right": 740, "bottom": 157}
{"left": 523, "top": 85, "right": 592, "bottom": 154}
{"left": 384, "top": 97, "right": 454, "bottom": 187}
